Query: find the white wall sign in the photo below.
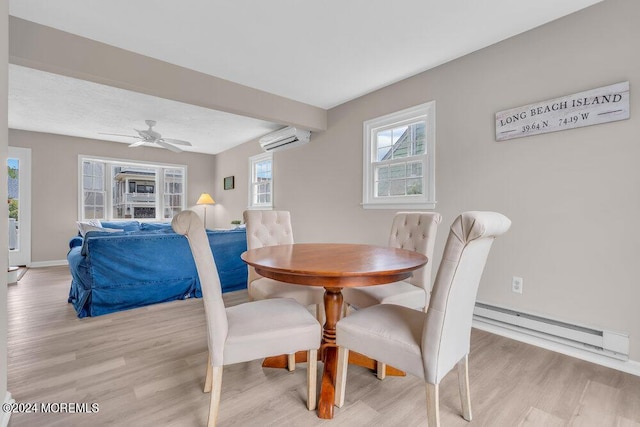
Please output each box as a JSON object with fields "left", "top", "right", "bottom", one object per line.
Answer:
{"left": 495, "top": 81, "right": 629, "bottom": 141}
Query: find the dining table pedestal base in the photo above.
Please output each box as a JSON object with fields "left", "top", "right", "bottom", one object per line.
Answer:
{"left": 261, "top": 351, "right": 405, "bottom": 377}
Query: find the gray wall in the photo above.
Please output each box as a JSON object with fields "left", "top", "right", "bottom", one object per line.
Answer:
{"left": 1, "top": 0, "right": 8, "bottom": 412}
{"left": 9, "top": 130, "right": 216, "bottom": 263}
{"left": 214, "top": 0, "right": 640, "bottom": 360}
{"left": 212, "top": 138, "right": 262, "bottom": 227}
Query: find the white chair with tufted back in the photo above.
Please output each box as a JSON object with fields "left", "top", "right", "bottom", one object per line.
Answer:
{"left": 172, "top": 210, "right": 321, "bottom": 426}
{"left": 342, "top": 212, "right": 442, "bottom": 311}
{"left": 335, "top": 211, "right": 511, "bottom": 427}
{"left": 342, "top": 212, "right": 441, "bottom": 378}
{"left": 243, "top": 210, "right": 325, "bottom": 370}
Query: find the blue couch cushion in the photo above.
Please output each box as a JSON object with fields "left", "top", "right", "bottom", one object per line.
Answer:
{"left": 139, "top": 222, "right": 174, "bottom": 231}
{"left": 100, "top": 220, "right": 141, "bottom": 232}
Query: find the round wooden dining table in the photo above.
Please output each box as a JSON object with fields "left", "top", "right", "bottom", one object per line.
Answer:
{"left": 241, "top": 243, "right": 428, "bottom": 419}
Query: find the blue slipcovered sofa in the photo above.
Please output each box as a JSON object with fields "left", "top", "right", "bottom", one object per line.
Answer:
{"left": 67, "top": 221, "right": 247, "bottom": 318}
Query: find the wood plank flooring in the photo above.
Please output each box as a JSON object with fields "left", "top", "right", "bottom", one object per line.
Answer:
{"left": 7, "top": 266, "right": 640, "bottom": 426}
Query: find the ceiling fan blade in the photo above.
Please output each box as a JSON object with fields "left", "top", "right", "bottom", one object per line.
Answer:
{"left": 98, "top": 132, "right": 140, "bottom": 138}
{"left": 162, "top": 138, "right": 192, "bottom": 146}
{"left": 155, "top": 140, "right": 183, "bottom": 153}
{"left": 128, "top": 141, "right": 147, "bottom": 148}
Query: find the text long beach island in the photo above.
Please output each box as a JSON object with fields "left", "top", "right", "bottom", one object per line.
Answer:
{"left": 495, "top": 81, "right": 629, "bottom": 141}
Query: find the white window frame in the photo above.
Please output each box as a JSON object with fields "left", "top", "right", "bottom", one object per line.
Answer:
{"left": 247, "top": 152, "right": 273, "bottom": 210}
{"left": 362, "top": 101, "right": 436, "bottom": 210}
{"left": 78, "top": 155, "right": 188, "bottom": 221}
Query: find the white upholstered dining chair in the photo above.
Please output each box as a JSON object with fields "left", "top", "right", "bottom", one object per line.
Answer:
{"left": 342, "top": 212, "right": 442, "bottom": 312}
{"left": 243, "top": 210, "right": 325, "bottom": 371}
{"left": 172, "top": 210, "right": 321, "bottom": 426}
{"left": 342, "top": 212, "right": 441, "bottom": 379}
{"left": 335, "top": 211, "right": 511, "bottom": 427}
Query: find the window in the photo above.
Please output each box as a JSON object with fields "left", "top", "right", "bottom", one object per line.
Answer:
{"left": 163, "top": 168, "right": 185, "bottom": 219}
{"left": 362, "top": 101, "right": 436, "bottom": 209}
{"left": 248, "top": 152, "right": 273, "bottom": 210}
{"left": 79, "top": 156, "right": 186, "bottom": 221}
{"left": 82, "top": 160, "right": 105, "bottom": 219}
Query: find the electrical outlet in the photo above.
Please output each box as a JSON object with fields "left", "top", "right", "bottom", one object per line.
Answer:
{"left": 512, "top": 276, "right": 523, "bottom": 294}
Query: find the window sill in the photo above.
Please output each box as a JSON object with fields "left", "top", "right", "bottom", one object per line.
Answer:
{"left": 362, "top": 201, "right": 437, "bottom": 210}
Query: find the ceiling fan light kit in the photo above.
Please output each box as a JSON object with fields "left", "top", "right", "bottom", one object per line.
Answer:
{"left": 99, "top": 120, "right": 193, "bottom": 152}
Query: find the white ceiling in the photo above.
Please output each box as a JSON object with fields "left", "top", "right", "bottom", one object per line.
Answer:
{"left": 8, "top": 0, "right": 602, "bottom": 154}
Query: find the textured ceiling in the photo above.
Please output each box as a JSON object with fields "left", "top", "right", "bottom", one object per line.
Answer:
{"left": 8, "top": 66, "right": 283, "bottom": 155}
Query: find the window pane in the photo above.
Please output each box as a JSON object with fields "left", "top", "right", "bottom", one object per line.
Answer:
{"left": 83, "top": 177, "right": 92, "bottom": 190}
{"left": 406, "top": 161, "right": 423, "bottom": 177}
{"left": 376, "top": 130, "right": 393, "bottom": 161}
{"left": 389, "top": 164, "right": 406, "bottom": 179}
{"left": 84, "top": 191, "right": 95, "bottom": 205}
{"left": 163, "top": 168, "right": 185, "bottom": 219}
{"left": 256, "top": 160, "right": 272, "bottom": 180}
{"left": 377, "top": 129, "right": 392, "bottom": 147}
{"left": 377, "top": 148, "right": 392, "bottom": 162}
{"left": 7, "top": 157, "right": 19, "bottom": 251}
{"left": 390, "top": 180, "right": 406, "bottom": 196}
{"left": 376, "top": 147, "right": 390, "bottom": 162}
{"left": 93, "top": 176, "right": 104, "bottom": 191}
{"left": 413, "top": 122, "right": 426, "bottom": 155}
{"left": 391, "top": 126, "right": 409, "bottom": 159}
{"left": 113, "top": 165, "right": 157, "bottom": 220}
{"left": 84, "top": 207, "right": 95, "bottom": 219}
{"left": 94, "top": 162, "right": 104, "bottom": 177}
{"left": 376, "top": 180, "right": 390, "bottom": 197}
{"left": 406, "top": 178, "right": 423, "bottom": 195}
{"left": 392, "top": 126, "right": 407, "bottom": 143}
{"left": 257, "top": 183, "right": 269, "bottom": 195}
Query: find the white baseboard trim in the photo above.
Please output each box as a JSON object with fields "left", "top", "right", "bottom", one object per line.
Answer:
{"left": 28, "top": 259, "right": 68, "bottom": 268}
{"left": 2, "top": 392, "right": 14, "bottom": 427}
{"left": 473, "top": 318, "right": 640, "bottom": 377}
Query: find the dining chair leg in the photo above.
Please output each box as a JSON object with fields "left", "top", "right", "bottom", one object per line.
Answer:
{"left": 208, "top": 366, "right": 223, "bottom": 427}
{"left": 426, "top": 382, "right": 440, "bottom": 427}
{"left": 204, "top": 353, "right": 213, "bottom": 393}
{"left": 288, "top": 353, "right": 296, "bottom": 372}
{"left": 457, "top": 354, "right": 473, "bottom": 421}
{"left": 335, "top": 346, "right": 349, "bottom": 408}
{"left": 376, "top": 362, "right": 386, "bottom": 380}
{"left": 307, "top": 349, "right": 318, "bottom": 410}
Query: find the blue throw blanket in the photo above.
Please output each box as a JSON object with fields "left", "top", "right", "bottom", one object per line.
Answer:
{"left": 67, "top": 226, "right": 247, "bottom": 317}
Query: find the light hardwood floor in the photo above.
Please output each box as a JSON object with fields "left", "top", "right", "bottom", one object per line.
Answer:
{"left": 7, "top": 266, "right": 640, "bottom": 426}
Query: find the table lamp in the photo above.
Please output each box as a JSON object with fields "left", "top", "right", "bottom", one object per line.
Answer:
{"left": 196, "top": 193, "right": 215, "bottom": 229}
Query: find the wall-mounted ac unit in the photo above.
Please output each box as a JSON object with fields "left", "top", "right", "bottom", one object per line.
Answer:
{"left": 259, "top": 127, "right": 311, "bottom": 152}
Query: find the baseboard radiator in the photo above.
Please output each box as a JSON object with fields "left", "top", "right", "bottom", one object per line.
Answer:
{"left": 473, "top": 302, "right": 629, "bottom": 360}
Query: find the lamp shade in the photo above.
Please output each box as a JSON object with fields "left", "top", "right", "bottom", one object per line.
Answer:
{"left": 196, "top": 193, "right": 215, "bottom": 205}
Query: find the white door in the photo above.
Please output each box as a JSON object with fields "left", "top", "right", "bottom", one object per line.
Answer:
{"left": 8, "top": 146, "right": 31, "bottom": 267}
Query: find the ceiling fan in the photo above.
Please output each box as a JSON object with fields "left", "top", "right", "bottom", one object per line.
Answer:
{"left": 100, "top": 120, "right": 192, "bottom": 153}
